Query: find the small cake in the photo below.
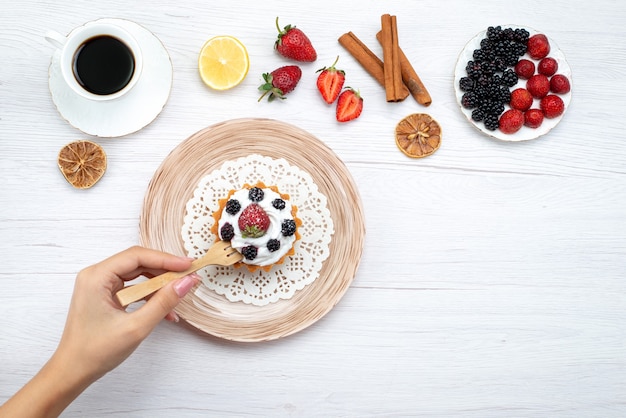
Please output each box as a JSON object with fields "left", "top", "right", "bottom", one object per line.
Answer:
{"left": 211, "top": 182, "right": 301, "bottom": 272}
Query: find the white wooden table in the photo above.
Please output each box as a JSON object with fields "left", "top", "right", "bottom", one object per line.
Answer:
{"left": 2, "top": 0, "right": 625, "bottom": 416}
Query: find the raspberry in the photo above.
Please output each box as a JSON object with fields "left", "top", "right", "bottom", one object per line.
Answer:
{"left": 540, "top": 95, "right": 565, "bottom": 118}
{"left": 514, "top": 59, "right": 535, "bottom": 79}
{"left": 509, "top": 88, "right": 533, "bottom": 111}
{"left": 524, "top": 109, "right": 544, "bottom": 128}
{"left": 281, "top": 219, "right": 297, "bottom": 236}
{"left": 538, "top": 57, "right": 558, "bottom": 76}
{"left": 248, "top": 187, "right": 264, "bottom": 202}
{"left": 550, "top": 74, "right": 571, "bottom": 94}
{"left": 526, "top": 74, "right": 550, "bottom": 98}
{"left": 527, "top": 34, "right": 550, "bottom": 60}
{"left": 499, "top": 109, "right": 524, "bottom": 134}
{"left": 220, "top": 223, "right": 235, "bottom": 241}
{"left": 225, "top": 199, "right": 241, "bottom": 215}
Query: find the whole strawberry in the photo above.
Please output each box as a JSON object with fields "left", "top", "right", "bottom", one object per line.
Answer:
{"left": 514, "top": 59, "right": 535, "bottom": 80}
{"left": 526, "top": 74, "right": 550, "bottom": 98}
{"left": 274, "top": 17, "right": 317, "bottom": 62}
{"left": 238, "top": 204, "right": 270, "bottom": 238}
{"left": 550, "top": 74, "right": 571, "bottom": 94}
{"left": 336, "top": 88, "right": 363, "bottom": 122}
{"left": 538, "top": 57, "right": 558, "bottom": 77}
{"left": 527, "top": 34, "right": 551, "bottom": 60}
{"left": 524, "top": 109, "right": 544, "bottom": 128}
{"left": 316, "top": 56, "right": 345, "bottom": 104}
{"left": 258, "top": 65, "right": 302, "bottom": 102}
{"left": 510, "top": 88, "right": 533, "bottom": 111}
{"left": 499, "top": 109, "right": 524, "bottom": 134}
{"left": 540, "top": 95, "right": 565, "bottom": 119}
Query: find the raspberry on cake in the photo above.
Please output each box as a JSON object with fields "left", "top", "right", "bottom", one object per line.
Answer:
{"left": 211, "top": 182, "right": 301, "bottom": 272}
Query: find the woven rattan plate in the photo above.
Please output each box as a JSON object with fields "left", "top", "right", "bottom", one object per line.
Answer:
{"left": 140, "top": 118, "right": 365, "bottom": 342}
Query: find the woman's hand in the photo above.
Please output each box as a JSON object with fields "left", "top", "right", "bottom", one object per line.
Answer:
{"left": 0, "top": 246, "right": 200, "bottom": 418}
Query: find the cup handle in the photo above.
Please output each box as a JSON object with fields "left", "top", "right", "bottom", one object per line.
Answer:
{"left": 45, "top": 30, "right": 66, "bottom": 49}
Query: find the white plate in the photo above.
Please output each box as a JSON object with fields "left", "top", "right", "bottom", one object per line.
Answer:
{"left": 139, "top": 118, "right": 366, "bottom": 342}
{"left": 48, "top": 18, "right": 173, "bottom": 137}
{"left": 454, "top": 25, "right": 572, "bottom": 141}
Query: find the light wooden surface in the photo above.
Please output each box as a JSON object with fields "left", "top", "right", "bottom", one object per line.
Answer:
{"left": 1, "top": 0, "right": 626, "bottom": 416}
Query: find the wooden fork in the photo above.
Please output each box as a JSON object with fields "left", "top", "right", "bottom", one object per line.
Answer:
{"left": 115, "top": 240, "right": 242, "bottom": 307}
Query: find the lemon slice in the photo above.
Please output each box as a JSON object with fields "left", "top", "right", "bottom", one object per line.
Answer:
{"left": 395, "top": 113, "right": 442, "bottom": 158}
{"left": 198, "top": 35, "right": 250, "bottom": 90}
{"left": 57, "top": 140, "right": 107, "bottom": 189}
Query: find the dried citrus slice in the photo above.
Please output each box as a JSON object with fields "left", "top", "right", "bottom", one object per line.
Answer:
{"left": 57, "top": 140, "right": 107, "bottom": 189}
{"left": 395, "top": 113, "right": 442, "bottom": 158}
{"left": 198, "top": 35, "right": 250, "bottom": 90}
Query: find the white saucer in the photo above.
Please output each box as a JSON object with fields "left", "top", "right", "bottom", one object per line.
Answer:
{"left": 48, "top": 18, "right": 173, "bottom": 137}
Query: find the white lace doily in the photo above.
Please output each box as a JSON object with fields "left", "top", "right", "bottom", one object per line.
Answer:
{"left": 182, "top": 154, "right": 334, "bottom": 306}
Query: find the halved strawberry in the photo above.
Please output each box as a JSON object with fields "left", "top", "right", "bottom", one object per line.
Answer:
{"left": 238, "top": 204, "right": 270, "bottom": 238}
{"left": 336, "top": 88, "right": 363, "bottom": 122}
{"left": 316, "top": 56, "right": 345, "bottom": 104}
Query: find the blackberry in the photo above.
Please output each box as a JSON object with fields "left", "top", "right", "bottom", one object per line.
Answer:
{"left": 501, "top": 69, "right": 518, "bottom": 87}
{"left": 248, "top": 187, "right": 264, "bottom": 202}
{"left": 220, "top": 223, "right": 235, "bottom": 241}
{"left": 493, "top": 57, "right": 507, "bottom": 73}
{"left": 465, "top": 61, "right": 483, "bottom": 79}
{"left": 461, "top": 92, "right": 479, "bottom": 109}
{"left": 480, "top": 100, "right": 504, "bottom": 117}
{"left": 503, "top": 50, "right": 520, "bottom": 66}
{"left": 459, "top": 76, "right": 475, "bottom": 92}
{"left": 472, "top": 48, "right": 492, "bottom": 62}
{"left": 225, "top": 199, "right": 241, "bottom": 215}
{"left": 471, "top": 108, "right": 485, "bottom": 122}
{"left": 484, "top": 114, "right": 499, "bottom": 131}
{"left": 272, "top": 198, "right": 286, "bottom": 210}
{"left": 486, "top": 25, "right": 502, "bottom": 40}
{"left": 501, "top": 27, "right": 515, "bottom": 41}
{"left": 267, "top": 239, "right": 280, "bottom": 252}
{"left": 477, "top": 74, "right": 496, "bottom": 89}
{"left": 281, "top": 219, "right": 297, "bottom": 237}
{"left": 514, "top": 28, "right": 530, "bottom": 44}
{"left": 496, "top": 85, "right": 511, "bottom": 103}
{"left": 480, "top": 61, "right": 497, "bottom": 76}
{"left": 241, "top": 245, "right": 258, "bottom": 260}
{"left": 473, "top": 85, "right": 489, "bottom": 100}
{"left": 479, "top": 37, "right": 492, "bottom": 51}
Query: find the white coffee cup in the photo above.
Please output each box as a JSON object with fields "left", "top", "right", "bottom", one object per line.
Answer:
{"left": 45, "top": 21, "right": 143, "bottom": 101}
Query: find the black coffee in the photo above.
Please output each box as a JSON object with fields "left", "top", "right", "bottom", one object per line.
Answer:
{"left": 73, "top": 35, "right": 135, "bottom": 95}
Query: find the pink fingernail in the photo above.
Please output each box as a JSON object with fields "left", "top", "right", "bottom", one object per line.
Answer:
{"left": 166, "top": 311, "right": 180, "bottom": 323}
{"left": 173, "top": 275, "right": 198, "bottom": 297}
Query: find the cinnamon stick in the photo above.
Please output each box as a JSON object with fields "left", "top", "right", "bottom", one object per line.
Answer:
{"left": 376, "top": 31, "right": 432, "bottom": 106}
{"left": 338, "top": 32, "right": 409, "bottom": 100}
{"left": 380, "top": 14, "right": 404, "bottom": 102}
